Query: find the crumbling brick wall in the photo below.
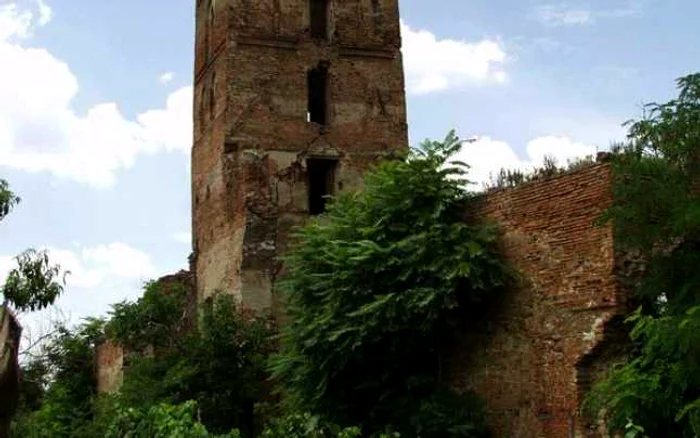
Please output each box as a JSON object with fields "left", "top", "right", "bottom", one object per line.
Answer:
{"left": 192, "top": 0, "right": 409, "bottom": 311}
{"left": 95, "top": 340, "right": 124, "bottom": 394}
{"left": 447, "top": 162, "right": 628, "bottom": 438}
{"left": 0, "top": 306, "right": 21, "bottom": 438}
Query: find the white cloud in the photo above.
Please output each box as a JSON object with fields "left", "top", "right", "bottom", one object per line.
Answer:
{"left": 36, "top": 0, "right": 51, "bottom": 26}
{"left": 532, "top": 4, "right": 593, "bottom": 26}
{"left": 452, "top": 135, "right": 598, "bottom": 188}
{"left": 400, "top": 21, "right": 507, "bottom": 95}
{"left": 531, "top": 1, "right": 644, "bottom": 27}
{"left": 0, "top": 2, "right": 193, "bottom": 188}
{"left": 0, "top": 243, "right": 157, "bottom": 290}
{"left": 2, "top": 243, "right": 165, "bottom": 337}
{"left": 159, "top": 71, "right": 175, "bottom": 85}
{"left": 0, "top": 1, "right": 33, "bottom": 40}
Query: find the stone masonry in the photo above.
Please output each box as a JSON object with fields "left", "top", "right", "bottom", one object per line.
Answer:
{"left": 191, "top": 0, "right": 409, "bottom": 310}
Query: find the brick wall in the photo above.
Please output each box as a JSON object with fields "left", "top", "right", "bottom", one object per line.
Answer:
{"left": 192, "top": 0, "right": 409, "bottom": 309}
{"left": 448, "top": 162, "right": 628, "bottom": 438}
{"left": 95, "top": 340, "right": 124, "bottom": 394}
{"left": 0, "top": 306, "right": 21, "bottom": 437}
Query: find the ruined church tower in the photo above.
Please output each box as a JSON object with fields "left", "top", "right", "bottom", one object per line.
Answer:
{"left": 192, "top": 0, "right": 409, "bottom": 310}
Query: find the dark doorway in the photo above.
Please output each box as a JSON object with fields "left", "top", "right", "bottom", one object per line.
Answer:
{"left": 307, "top": 159, "right": 338, "bottom": 215}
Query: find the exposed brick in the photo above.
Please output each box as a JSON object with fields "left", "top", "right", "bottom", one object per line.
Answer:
{"left": 448, "top": 164, "right": 629, "bottom": 438}
{"left": 0, "top": 306, "right": 21, "bottom": 437}
{"left": 191, "top": 0, "right": 409, "bottom": 310}
{"left": 95, "top": 340, "right": 124, "bottom": 394}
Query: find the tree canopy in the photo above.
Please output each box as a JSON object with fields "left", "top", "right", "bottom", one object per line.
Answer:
{"left": 1, "top": 179, "right": 67, "bottom": 313}
{"left": 587, "top": 73, "right": 700, "bottom": 437}
{"left": 271, "top": 132, "right": 509, "bottom": 437}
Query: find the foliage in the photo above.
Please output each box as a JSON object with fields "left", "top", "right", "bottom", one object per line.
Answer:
{"left": 586, "top": 307, "right": 700, "bottom": 436}
{"left": 485, "top": 154, "right": 597, "bottom": 191}
{"left": 272, "top": 131, "right": 507, "bottom": 436}
{"left": 587, "top": 73, "right": 700, "bottom": 436}
{"left": 260, "top": 413, "right": 362, "bottom": 438}
{"left": 105, "top": 401, "right": 241, "bottom": 438}
{"left": 2, "top": 249, "right": 68, "bottom": 312}
{"left": 106, "top": 279, "right": 188, "bottom": 351}
{"left": 12, "top": 318, "right": 106, "bottom": 438}
{"left": 0, "top": 179, "right": 67, "bottom": 312}
{"left": 12, "top": 277, "right": 276, "bottom": 437}
{"left": 602, "top": 74, "right": 700, "bottom": 261}
{"left": 0, "top": 178, "right": 20, "bottom": 221}
{"left": 114, "top": 292, "right": 276, "bottom": 436}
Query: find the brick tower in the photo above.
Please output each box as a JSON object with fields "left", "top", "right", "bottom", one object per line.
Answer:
{"left": 191, "top": 0, "right": 409, "bottom": 310}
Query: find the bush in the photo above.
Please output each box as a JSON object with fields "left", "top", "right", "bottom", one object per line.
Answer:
{"left": 272, "top": 131, "right": 506, "bottom": 436}
{"left": 105, "top": 401, "right": 241, "bottom": 438}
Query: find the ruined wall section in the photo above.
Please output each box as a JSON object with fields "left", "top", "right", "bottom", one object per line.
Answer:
{"left": 193, "top": 0, "right": 409, "bottom": 309}
{"left": 95, "top": 341, "right": 124, "bottom": 394}
{"left": 193, "top": 0, "right": 239, "bottom": 303}
{"left": 448, "top": 163, "right": 628, "bottom": 438}
{"left": 0, "top": 306, "right": 21, "bottom": 436}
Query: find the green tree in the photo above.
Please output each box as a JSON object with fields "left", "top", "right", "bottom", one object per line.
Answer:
{"left": 587, "top": 73, "right": 700, "bottom": 436}
{"left": 271, "top": 132, "right": 508, "bottom": 437}
{"left": 12, "top": 318, "right": 106, "bottom": 438}
{"left": 1, "top": 179, "right": 67, "bottom": 438}
{"left": 1, "top": 179, "right": 67, "bottom": 312}
{"left": 110, "top": 289, "right": 276, "bottom": 437}
{"left": 105, "top": 401, "right": 241, "bottom": 438}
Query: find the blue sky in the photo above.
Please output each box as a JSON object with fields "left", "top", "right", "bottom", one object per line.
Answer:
{"left": 1, "top": 0, "right": 698, "bottom": 333}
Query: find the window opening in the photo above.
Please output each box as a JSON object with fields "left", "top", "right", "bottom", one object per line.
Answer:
{"left": 307, "top": 64, "right": 329, "bottom": 125}
{"left": 309, "top": 0, "right": 329, "bottom": 40}
{"left": 307, "top": 158, "right": 337, "bottom": 215}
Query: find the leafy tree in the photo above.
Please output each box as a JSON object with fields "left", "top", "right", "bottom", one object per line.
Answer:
{"left": 271, "top": 132, "right": 507, "bottom": 436}
{"left": 587, "top": 73, "right": 700, "bottom": 436}
{"left": 105, "top": 401, "right": 241, "bottom": 438}
{"left": 0, "top": 179, "right": 67, "bottom": 312}
{"left": 12, "top": 318, "right": 106, "bottom": 438}
{"left": 0, "top": 180, "right": 20, "bottom": 221}
{"left": 106, "top": 279, "right": 188, "bottom": 351}
{"left": 111, "top": 291, "right": 276, "bottom": 437}
{"left": 260, "top": 413, "right": 363, "bottom": 438}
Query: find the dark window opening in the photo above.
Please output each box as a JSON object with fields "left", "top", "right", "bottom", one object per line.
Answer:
{"left": 307, "top": 64, "right": 329, "bottom": 125}
{"left": 309, "top": 0, "right": 329, "bottom": 40}
{"left": 308, "top": 159, "right": 337, "bottom": 215}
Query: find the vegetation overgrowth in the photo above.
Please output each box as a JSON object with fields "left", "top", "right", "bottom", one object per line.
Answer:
{"left": 584, "top": 73, "right": 700, "bottom": 437}
{"left": 9, "top": 133, "right": 508, "bottom": 437}
{"left": 8, "top": 72, "right": 700, "bottom": 437}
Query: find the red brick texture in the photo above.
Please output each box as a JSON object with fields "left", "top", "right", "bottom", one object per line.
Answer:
{"left": 95, "top": 340, "right": 124, "bottom": 394}
{"left": 191, "top": 0, "right": 409, "bottom": 309}
{"left": 447, "top": 163, "right": 628, "bottom": 438}
{"left": 0, "top": 306, "right": 21, "bottom": 438}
